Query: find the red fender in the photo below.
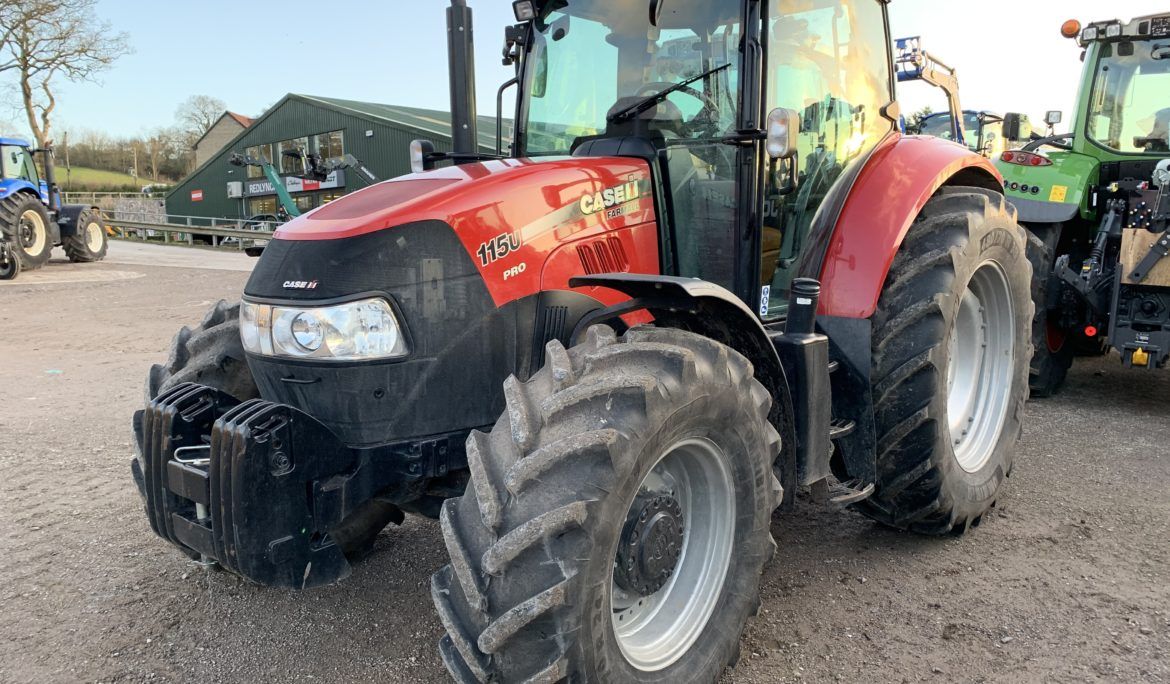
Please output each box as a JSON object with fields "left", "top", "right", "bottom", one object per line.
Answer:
{"left": 817, "top": 134, "right": 1004, "bottom": 319}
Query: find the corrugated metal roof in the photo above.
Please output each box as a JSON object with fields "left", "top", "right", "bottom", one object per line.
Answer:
{"left": 299, "top": 95, "right": 512, "bottom": 150}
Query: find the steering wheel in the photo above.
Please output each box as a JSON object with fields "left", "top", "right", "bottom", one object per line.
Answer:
{"left": 635, "top": 81, "right": 721, "bottom": 134}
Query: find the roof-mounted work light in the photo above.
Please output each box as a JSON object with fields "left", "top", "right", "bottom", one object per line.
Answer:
{"left": 513, "top": 1, "right": 536, "bottom": 21}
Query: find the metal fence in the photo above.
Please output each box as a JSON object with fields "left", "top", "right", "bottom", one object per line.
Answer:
{"left": 101, "top": 206, "right": 277, "bottom": 250}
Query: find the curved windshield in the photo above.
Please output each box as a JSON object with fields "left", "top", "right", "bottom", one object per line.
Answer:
{"left": 1087, "top": 41, "right": 1170, "bottom": 154}
{"left": 919, "top": 111, "right": 980, "bottom": 145}
{"left": 521, "top": 1, "right": 742, "bottom": 154}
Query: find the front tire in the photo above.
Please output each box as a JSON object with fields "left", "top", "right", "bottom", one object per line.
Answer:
{"left": 0, "top": 193, "right": 53, "bottom": 269}
{"left": 0, "top": 243, "right": 20, "bottom": 280}
{"left": 857, "top": 187, "right": 1032, "bottom": 534}
{"left": 63, "top": 209, "right": 109, "bottom": 262}
{"left": 433, "top": 325, "right": 782, "bottom": 683}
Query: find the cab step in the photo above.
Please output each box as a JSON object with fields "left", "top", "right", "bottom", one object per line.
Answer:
{"left": 829, "top": 418, "right": 855, "bottom": 440}
{"left": 810, "top": 476, "right": 875, "bottom": 507}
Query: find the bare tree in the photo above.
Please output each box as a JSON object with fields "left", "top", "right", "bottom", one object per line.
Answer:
{"left": 144, "top": 127, "right": 176, "bottom": 181}
{"left": 175, "top": 94, "right": 225, "bottom": 146}
{"left": 0, "top": 0, "right": 131, "bottom": 147}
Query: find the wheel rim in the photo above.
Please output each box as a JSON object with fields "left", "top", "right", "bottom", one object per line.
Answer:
{"left": 85, "top": 221, "right": 104, "bottom": 252}
{"left": 611, "top": 437, "right": 735, "bottom": 672}
{"left": 947, "top": 260, "right": 1015, "bottom": 473}
{"left": 19, "top": 209, "right": 46, "bottom": 254}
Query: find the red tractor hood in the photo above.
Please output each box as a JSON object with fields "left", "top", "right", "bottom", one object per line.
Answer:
{"left": 274, "top": 157, "right": 654, "bottom": 242}
{"left": 272, "top": 156, "right": 660, "bottom": 308}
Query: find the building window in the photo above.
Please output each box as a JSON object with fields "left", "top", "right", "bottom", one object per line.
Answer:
{"left": 294, "top": 194, "right": 315, "bottom": 212}
{"left": 279, "top": 137, "right": 309, "bottom": 175}
{"left": 248, "top": 196, "right": 278, "bottom": 218}
{"left": 245, "top": 144, "right": 272, "bottom": 179}
{"left": 314, "top": 131, "right": 344, "bottom": 161}
{"left": 320, "top": 190, "right": 344, "bottom": 204}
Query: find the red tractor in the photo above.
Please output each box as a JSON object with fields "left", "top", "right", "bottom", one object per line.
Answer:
{"left": 133, "top": 0, "right": 1033, "bottom": 681}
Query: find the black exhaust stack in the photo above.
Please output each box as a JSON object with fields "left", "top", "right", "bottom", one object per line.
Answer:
{"left": 447, "top": 0, "right": 479, "bottom": 158}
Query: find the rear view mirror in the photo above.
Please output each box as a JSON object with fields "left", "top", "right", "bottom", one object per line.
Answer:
{"left": 765, "top": 107, "right": 800, "bottom": 159}
{"left": 1045, "top": 110, "right": 1063, "bottom": 126}
{"left": 1002, "top": 113, "right": 1022, "bottom": 141}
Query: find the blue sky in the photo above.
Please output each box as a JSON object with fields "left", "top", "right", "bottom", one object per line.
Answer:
{"left": 7, "top": 1, "right": 1169, "bottom": 140}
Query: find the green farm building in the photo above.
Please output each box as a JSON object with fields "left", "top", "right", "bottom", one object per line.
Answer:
{"left": 165, "top": 93, "right": 505, "bottom": 221}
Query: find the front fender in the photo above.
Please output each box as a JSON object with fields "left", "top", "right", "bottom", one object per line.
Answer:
{"left": 817, "top": 135, "right": 1003, "bottom": 319}
{"left": 568, "top": 273, "right": 800, "bottom": 496}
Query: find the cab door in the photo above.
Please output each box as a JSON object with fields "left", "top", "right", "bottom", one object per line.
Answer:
{"left": 758, "top": 0, "right": 894, "bottom": 319}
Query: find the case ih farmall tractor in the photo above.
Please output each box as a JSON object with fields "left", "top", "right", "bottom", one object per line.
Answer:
{"left": 132, "top": 0, "right": 1032, "bottom": 681}
{"left": 997, "top": 13, "right": 1170, "bottom": 395}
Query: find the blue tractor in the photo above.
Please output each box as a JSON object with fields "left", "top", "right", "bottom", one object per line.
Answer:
{"left": 0, "top": 138, "right": 107, "bottom": 279}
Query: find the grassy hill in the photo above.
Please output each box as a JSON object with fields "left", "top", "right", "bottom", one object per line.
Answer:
{"left": 57, "top": 166, "right": 164, "bottom": 192}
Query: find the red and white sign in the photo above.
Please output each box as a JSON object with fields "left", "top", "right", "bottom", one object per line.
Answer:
{"left": 191, "top": 189, "right": 204, "bottom": 202}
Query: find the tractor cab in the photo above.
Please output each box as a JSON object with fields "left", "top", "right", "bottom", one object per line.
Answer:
{"left": 499, "top": 0, "right": 894, "bottom": 318}
{"left": 0, "top": 138, "right": 50, "bottom": 206}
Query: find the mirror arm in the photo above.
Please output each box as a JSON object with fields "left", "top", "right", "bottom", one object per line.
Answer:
{"left": 720, "top": 128, "right": 767, "bottom": 147}
{"left": 496, "top": 76, "right": 519, "bottom": 156}
{"left": 774, "top": 151, "right": 799, "bottom": 197}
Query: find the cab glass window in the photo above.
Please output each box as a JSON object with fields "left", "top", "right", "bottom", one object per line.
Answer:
{"left": 760, "top": 0, "right": 893, "bottom": 318}
{"left": 1087, "top": 41, "right": 1170, "bottom": 154}
{"left": 522, "top": 3, "right": 741, "bottom": 155}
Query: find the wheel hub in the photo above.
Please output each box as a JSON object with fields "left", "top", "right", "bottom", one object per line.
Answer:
{"left": 18, "top": 222, "right": 35, "bottom": 247}
{"left": 614, "top": 494, "right": 684, "bottom": 596}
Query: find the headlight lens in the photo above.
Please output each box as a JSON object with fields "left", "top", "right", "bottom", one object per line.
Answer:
{"left": 289, "top": 312, "right": 324, "bottom": 351}
{"left": 240, "top": 297, "right": 408, "bottom": 361}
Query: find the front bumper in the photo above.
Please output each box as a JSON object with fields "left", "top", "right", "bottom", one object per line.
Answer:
{"left": 131, "top": 382, "right": 468, "bottom": 588}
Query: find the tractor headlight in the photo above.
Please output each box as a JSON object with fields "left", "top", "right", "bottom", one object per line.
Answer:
{"left": 1081, "top": 26, "right": 1099, "bottom": 42}
{"left": 240, "top": 298, "right": 408, "bottom": 361}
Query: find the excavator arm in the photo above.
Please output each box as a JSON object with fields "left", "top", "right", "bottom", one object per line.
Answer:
{"left": 895, "top": 36, "right": 964, "bottom": 143}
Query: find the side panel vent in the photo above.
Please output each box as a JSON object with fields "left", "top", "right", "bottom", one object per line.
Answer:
{"left": 576, "top": 237, "right": 630, "bottom": 275}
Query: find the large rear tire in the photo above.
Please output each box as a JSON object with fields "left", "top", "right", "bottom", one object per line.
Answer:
{"left": 433, "top": 325, "right": 782, "bottom": 683}
{"left": 63, "top": 208, "right": 109, "bottom": 262}
{"left": 856, "top": 187, "right": 1032, "bottom": 535}
{"left": 0, "top": 193, "right": 53, "bottom": 270}
{"left": 1023, "top": 223, "right": 1072, "bottom": 397}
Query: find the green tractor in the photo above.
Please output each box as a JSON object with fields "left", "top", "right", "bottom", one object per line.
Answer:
{"left": 997, "top": 14, "right": 1170, "bottom": 395}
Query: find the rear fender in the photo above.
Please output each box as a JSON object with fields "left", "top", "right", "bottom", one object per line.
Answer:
{"left": 818, "top": 136, "right": 1004, "bottom": 319}
{"left": 0, "top": 179, "right": 39, "bottom": 203}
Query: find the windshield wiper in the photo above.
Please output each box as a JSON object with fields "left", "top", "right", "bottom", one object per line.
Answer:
{"left": 607, "top": 63, "right": 731, "bottom": 124}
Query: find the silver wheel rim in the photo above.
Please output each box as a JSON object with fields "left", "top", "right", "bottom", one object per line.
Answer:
{"left": 611, "top": 437, "right": 735, "bottom": 672}
{"left": 947, "top": 260, "right": 1015, "bottom": 473}
{"left": 19, "top": 209, "right": 46, "bottom": 254}
{"left": 85, "top": 221, "right": 103, "bottom": 252}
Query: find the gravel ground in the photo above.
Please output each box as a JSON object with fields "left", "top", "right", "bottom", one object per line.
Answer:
{"left": 1, "top": 247, "right": 1167, "bottom": 683}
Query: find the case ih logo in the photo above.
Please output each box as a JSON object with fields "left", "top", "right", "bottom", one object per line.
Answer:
{"left": 579, "top": 179, "right": 643, "bottom": 216}
{"left": 282, "top": 280, "right": 318, "bottom": 290}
